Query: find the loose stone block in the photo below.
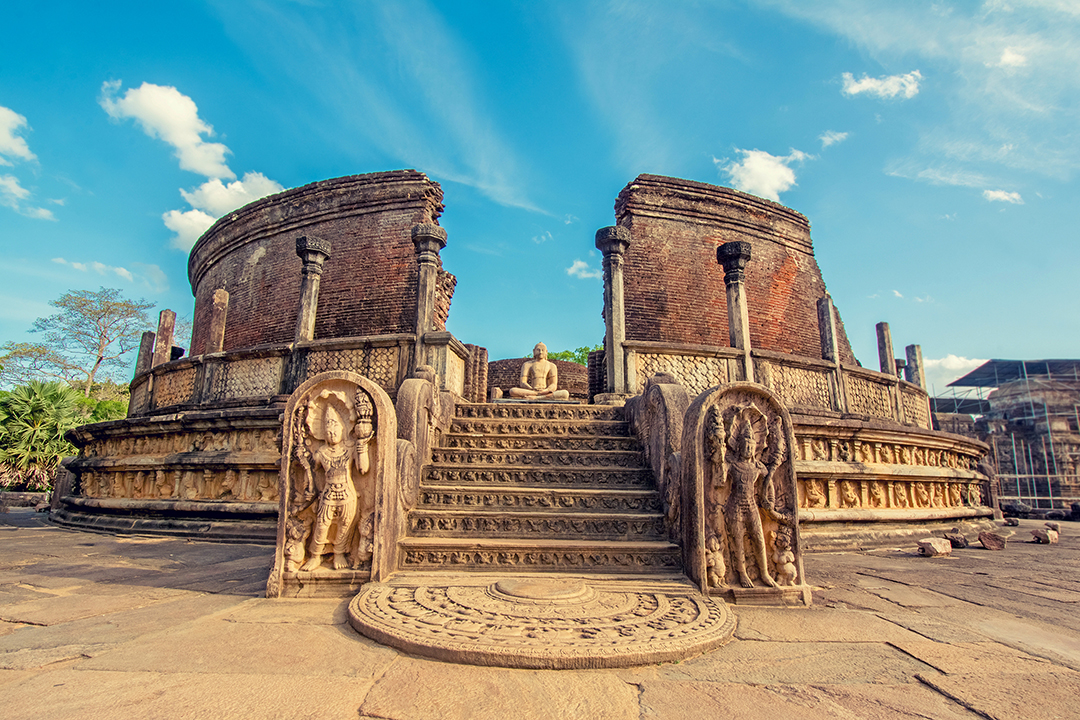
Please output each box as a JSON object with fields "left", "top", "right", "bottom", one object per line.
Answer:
{"left": 943, "top": 532, "right": 968, "bottom": 549}
{"left": 1003, "top": 517, "right": 1020, "bottom": 526}
{"left": 917, "top": 538, "right": 952, "bottom": 557}
{"left": 1031, "top": 528, "right": 1059, "bottom": 544}
{"left": 978, "top": 531, "right": 1009, "bottom": 551}
{"left": 1045, "top": 521, "right": 1061, "bottom": 532}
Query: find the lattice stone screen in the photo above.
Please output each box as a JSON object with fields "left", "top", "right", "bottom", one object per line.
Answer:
{"left": 765, "top": 362, "right": 832, "bottom": 410}
{"left": 634, "top": 353, "right": 729, "bottom": 397}
{"left": 153, "top": 367, "right": 196, "bottom": 408}
{"left": 901, "top": 388, "right": 932, "bottom": 429}
{"left": 208, "top": 356, "right": 284, "bottom": 401}
{"left": 306, "top": 346, "right": 398, "bottom": 391}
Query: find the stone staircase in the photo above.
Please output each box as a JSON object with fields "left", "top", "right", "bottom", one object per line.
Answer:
{"left": 397, "top": 402, "right": 683, "bottom": 575}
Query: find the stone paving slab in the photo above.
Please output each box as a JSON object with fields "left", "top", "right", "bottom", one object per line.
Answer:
{"left": 4, "top": 669, "right": 377, "bottom": 720}
{"left": 358, "top": 659, "right": 640, "bottom": 720}
{"left": 0, "top": 511, "right": 1077, "bottom": 717}
{"left": 636, "top": 680, "right": 983, "bottom": 719}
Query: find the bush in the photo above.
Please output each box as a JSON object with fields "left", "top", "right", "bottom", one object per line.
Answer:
{"left": 0, "top": 381, "right": 83, "bottom": 491}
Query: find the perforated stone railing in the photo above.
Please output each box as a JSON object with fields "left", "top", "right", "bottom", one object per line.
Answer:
{"left": 130, "top": 333, "right": 467, "bottom": 417}
{"left": 620, "top": 341, "right": 932, "bottom": 429}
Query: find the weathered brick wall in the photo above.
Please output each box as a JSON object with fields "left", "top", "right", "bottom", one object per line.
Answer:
{"left": 615, "top": 175, "right": 858, "bottom": 365}
{"left": 488, "top": 358, "right": 588, "bottom": 401}
{"left": 188, "top": 171, "right": 447, "bottom": 355}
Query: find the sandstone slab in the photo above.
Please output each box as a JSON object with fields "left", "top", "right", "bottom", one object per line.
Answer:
{"left": 917, "top": 670, "right": 1080, "bottom": 720}
{"left": 360, "top": 658, "right": 639, "bottom": 720}
{"left": 733, "top": 607, "right": 926, "bottom": 643}
{"left": 891, "top": 639, "right": 1057, "bottom": 675}
{"left": 978, "top": 532, "right": 1008, "bottom": 550}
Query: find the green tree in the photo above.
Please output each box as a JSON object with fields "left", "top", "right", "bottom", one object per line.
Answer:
{"left": 0, "top": 287, "right": 154, "bottom": 397}
{"left": 0, "top": 381, "right": 82, "bottom": 491}
{"left": 546, "top": 344, "right": 603, "bottom": 366}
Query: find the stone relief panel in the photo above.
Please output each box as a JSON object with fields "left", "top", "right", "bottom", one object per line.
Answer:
{"left": 635, "top": 354, "right": 728, "bottom": 398}
{"left": 306, "top": 346, "right": 398, "bottom": 391}
{"left": 153, "top": 366, "right": 197, "bottom": 408}
{"left": 795, "top": 478, "right": 982, "bottom": 510}
{"left": 129, "top": 379, "right": 150, "bottom": 416}
{"left": 845, "top": 374, "right": 893, "bottom": 419}
{"left": 79, "top": 467, "right": 279, "bottom": 502}
{"left": 760, "top": 362, "right": 832, "bottom": 410}
{"left": 208, "top": 356, "right": 283, "bottom": 401}
{"left": 682, "top": 383, "right": 808, "bottom": 602}
{"left": 269, "top": 370, "right": 399, "bottom": 597}
{"left": 901, "top": 388, "right": 932, "bottom": 429}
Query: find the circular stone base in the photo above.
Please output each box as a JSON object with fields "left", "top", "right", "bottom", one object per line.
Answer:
{"left": 348, "top": 576, "right": 736, "bottom": 669}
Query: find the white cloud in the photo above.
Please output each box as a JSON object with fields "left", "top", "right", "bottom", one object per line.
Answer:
{"left": 983, "top": 189, "right": 1024, "bottom": 203}
{"left": 842, "top": 70, "right": 923, "bottom": 99}
{"left": 162, "top": 208, "right": 217, "bottom": 251}
{"left": 100, "top": 80, "right": 234, "bottom": 179}
{"left": 180, "top": 173, "right": 284, "bottom": 216}
{"left": 0, "top": 106, "right": 36, "bottom": 164}
{"left": 52, "top": 257, "right": 134, "bottom": 282}
{"left": 892, "top": 289, "right": 904, "bottom": 298}
{"left": 715, "top": 148, "right": 811, "bottom": 201}
{"left": 0, "top": 174, "right": 54, "bottom": 220}
{"left": 923, "top": 355, "right": 989, "bottom": 394}
{"left": 819, "top": 130, "right": 849, "bottom": 148}
{"left": 130, "top": 263, "right": 170, "bottom": 293}
{"left": 996, "top": 47, "right": 1028, "bottom": 67}
{"left": 566, "top": 259, "right": 602, "bottom": 280}
{"left": 564, "top": 214, "right": 578, "bottom": 225}
{"left": 532, "top": 230, "right": 553, "bottom": 245}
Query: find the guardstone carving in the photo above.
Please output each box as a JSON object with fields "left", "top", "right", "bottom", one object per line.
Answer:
{"left": 683, "top": 383, "right": 810, "bottom": 605}
{"left": 268, "top": 371, "right": 398, "bottom": 598}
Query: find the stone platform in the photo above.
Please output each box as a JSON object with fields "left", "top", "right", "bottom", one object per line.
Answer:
{"left": 348, "top": 573, "right": 735, "bottom": 669}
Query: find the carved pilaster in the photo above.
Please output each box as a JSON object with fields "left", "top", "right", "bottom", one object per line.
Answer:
{"left": 596, "top": 225, "right": 631, "bottom": 395}
{"left": 412, "top": 224, "right": 448, "bottom": 370}
{"left": 717, "top": 241, "right": 754, "bottom": 383}
{"left": 294, "top": 236, "right": 332, "bottom": 343}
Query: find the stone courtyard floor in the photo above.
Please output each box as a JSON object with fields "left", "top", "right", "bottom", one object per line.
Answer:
{"left": 1, "top": 509, "right": 1078, "bottom": 720}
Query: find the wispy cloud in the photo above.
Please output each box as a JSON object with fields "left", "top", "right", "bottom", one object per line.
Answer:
{"left": 0, "top": 174, "right": 55, "bottom": 220}
{"left": 532, "top": 230, "right": 553, "bottom": 245}
{"left": 566, "top": 259, "right": 602, "bottom": 280}
{"left": 983, "top": 189, "right": 1024, "bottom": 204}
{"left": 101, "top": 81, "right": 283, "bottom": 251}
{"left": 892, "top": 289, "right": 904, "bottom": 298}
{"left": 819, "top": 130, "right": 849, "bottom": 148}
{"left": 0, "top": 106, "right": 37, "bottom": 164}
{"left": 842, "top": 70, "right": 923, "bottom": 99}
{"left": 51, "top": 257, "right": 170, "bottom": 292}
{"left": 715, "top": 148, "right": 811, "bottom": 201}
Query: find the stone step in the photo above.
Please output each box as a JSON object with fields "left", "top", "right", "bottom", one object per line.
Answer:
{"left": 398, "top": 537, "right": 682, "bottom": 574}
{"left": 455, "top": 403, "right": 624, "bottom": 422}
{"left": 450, "top": 417, "right": 631, "bottom": 437}
{"left": 431, "top": 448, "right": 644, "bottom": 468}
{"left": 423, "top": 465, "right": 655, "bottom": 489}
{"left": 417, "top": 486, "right": 663, "bottom": 514}
{"left": 442, "top": 432, "right": 640, "bottom": 453}
{"left": 407, "top": 510, "right": 667, "bottom": 540}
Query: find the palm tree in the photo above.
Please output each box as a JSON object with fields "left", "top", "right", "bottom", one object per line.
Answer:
{"left": 0, "top": 381, "right": 82, "bottom": 491}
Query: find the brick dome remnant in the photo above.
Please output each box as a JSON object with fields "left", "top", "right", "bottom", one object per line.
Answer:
{"left": 615, "top": 174, "right": 856, "bottom": 363}
{"left": 187, "top": 170, "right": 452, "bottom": 355}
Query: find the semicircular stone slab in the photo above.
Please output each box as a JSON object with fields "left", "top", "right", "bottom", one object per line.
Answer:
{"left": 348, "top": 575, "right": 736, "bottom": 669}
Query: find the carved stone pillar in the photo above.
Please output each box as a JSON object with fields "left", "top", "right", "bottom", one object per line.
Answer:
{"left": 905, "top": 344, "right": 926, "bottom": 388}
{"left": 412, "top": 224, "right": 448, "bottom": 370}
{"left": 595, "top": 225, "right": 631, "bottom": 395}
{"left": 151, "top": 310, "right": 176, "bottom": 368}
{"left": 294, "top": 236, "right": 332, "bottom": 343}
{"left": 717, "top": 241, "right": 754, "bottom": 383}
{"left": 135, "top": 331, "right": 155, "bottom": 375}
{"left": 817, "top": 295, "right": 839, "bottom": 363}
{"left": 876, "top": 321, "right": 895, "bottom": 376}
{"left": 206, "top": 288, "right": 230, "bottom": 354}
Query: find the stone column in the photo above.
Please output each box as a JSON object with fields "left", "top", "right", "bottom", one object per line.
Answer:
{"left": 151, "top": 310, "right": 176, "bottom": 368}
{"left": 135, "top": 331, "right": 155, "bottom": 375}
{"left": 595, "top": 225, "right": 631, "bottom": 394}
{"left": 206, "top": 288, "right": 229, "bottom": 354}
{"left": 875, "top": 322, "right": 895, "bottom": 376}
{"left": 412, "top": 224, "right": 448, "bottom": 369}
{"left": 294, "top": 236, "right": 332, "bottom": 343}
{"left": 905, "top": 344, "right": 926, "bottom": 388}
{"left": 717, "top": 241, "right": 754, "bottom": 383}
{"left": 816, "top": 294, "right": 839, "bottom": 363}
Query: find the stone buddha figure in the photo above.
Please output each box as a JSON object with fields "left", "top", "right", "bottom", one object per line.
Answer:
{"left": 508, "top": 342, "right": 570, "bottom": 400}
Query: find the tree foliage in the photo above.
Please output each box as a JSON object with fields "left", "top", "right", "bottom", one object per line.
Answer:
{"left": 545, "top": 344, "right": 603, "bottom": 366}
{"left": 0, "top": 381, "right": 82, "bottom": 491}
{"left": 0, "top": 287, "right": 154, "bottom": 397}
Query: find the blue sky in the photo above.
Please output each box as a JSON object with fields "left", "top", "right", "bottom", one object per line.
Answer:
{"left": 2, "top": 0, "right": 1077, "bottom": 395}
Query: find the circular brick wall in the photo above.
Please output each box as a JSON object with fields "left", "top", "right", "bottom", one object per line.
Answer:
{"left": 188, "top": 171, "right": 446, "bottom": 355}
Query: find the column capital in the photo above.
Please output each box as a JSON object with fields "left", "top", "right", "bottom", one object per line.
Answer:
{"left": 295, "top": 235, "right": 331, "bottom": 269}
{"left": 595, "top": 225, "right": 631, "bottom": 255}
{"left": 717, "top": 241, "right": 752, "bottom": 284}
{"left": 412, "top": 223, "right": 448, "bottom": 257}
